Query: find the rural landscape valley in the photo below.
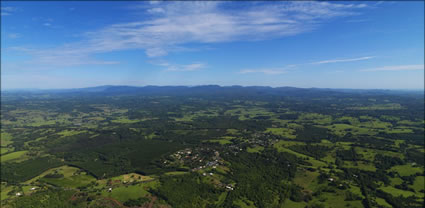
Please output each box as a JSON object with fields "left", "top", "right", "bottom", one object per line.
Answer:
{"left": 1, "top": 1, "right": 424, "bottom": 207}
{"left": 0, "top": 86, "right": 424, "bottom": 208}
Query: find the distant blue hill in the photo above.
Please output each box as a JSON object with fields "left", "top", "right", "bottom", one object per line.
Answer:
{"left": 2, "top": 85, "right": 424, "bottom": 98}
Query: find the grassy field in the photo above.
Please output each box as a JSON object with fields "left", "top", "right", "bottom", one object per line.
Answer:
{"left": 0, "top": 132, "right": 13, "bottom": 147}
{"left": 342, "top": 161, "right": 377, "bottom": 172}
{"left": 265, "top": 128, "right": 296, "bottom": 139}
{"left": 389, "top": 164, "right": 424, "bottom": 177}
{"left": 297, "top": 113, "right": 333, "bottom": 125}
{"left": 1, "top": 151, "right": 29, "bottom": 163}
{"left": 207, "top": 136, "right": 236, "bottom": 145}
{"left": 110, "top": 173, "right": 154, "bottom": 182}
{"left": 410, "top": 176, "right": 425, "bottom": 193}
{"left": 375, "top": 197, "right": 392, "bottom": 208}
{"left": 293, "top": 170, "right": 320, "bottom": 192}
{"left": 57, "top": 130, "right": 87, "bottom": 137}
{"left": 111, "top": 117, "right": 143, "bottom": 124}
{"left": 164, "top": 171, "right": 189, "bottom": 176}
{"left": 0, "top": 147, "right": 14, "bottom": 155}
{"left": 247, "top": 146, "right": 264, "bottom": 153}
{"left": 317, "top": 192, "right": 363, "bottom": 208}
{"left": 40, "top": 173, "right": 95, "bottom": 188}
{"left": 36, "top": 166, "right": 96, "bottom": 188}
{"left": 233, "top": 198, "right": 256, "bottom": 208}
{"left": 380, "top": 186, "right": 416, "bottom": 198}
{"left": 273, "top": 141, "right": 327, "bottom": 167}
{"left": 101, "top": 180, "right": 159, "bottom": 203}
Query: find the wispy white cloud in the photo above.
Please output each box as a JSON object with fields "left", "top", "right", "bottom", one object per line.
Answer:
{"left": 239, "top": 64, "right": 298, "bottom": 75}
{"left": 1, "top": 6, "right": 17, "bottom": 16}
{"left": 360, "top": 64, "right": 424, "bottom": 72}
{"left": 312, "top": 56, "right": 374, "bottom": 64}
{"left": 7, "top": 33, "right": 21, "bottom": 39}
{"left": 152, "top": 60, "right": 206, "bottom": 72}
{"left": 7, "top": 46, "right": 119, "bottom": 68}
{"left": 7, "top": 2, "right": 369, "bottom": 68}
{"left": 168, "top": 63, "right": 206, "bottom": 72}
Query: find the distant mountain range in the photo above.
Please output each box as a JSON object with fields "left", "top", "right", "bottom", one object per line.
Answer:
{"left": 2, "top": 85, "right": 424, "bottom": 97}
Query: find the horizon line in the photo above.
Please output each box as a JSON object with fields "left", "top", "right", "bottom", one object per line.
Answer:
{"left": 1, "top": 84, "right": 424, "bottom": 92}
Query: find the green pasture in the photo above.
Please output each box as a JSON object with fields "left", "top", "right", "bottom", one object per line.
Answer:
{"left": 1, "top": 151, "right": 29, "bottom": 163}
{"left": 390, "top": 164, "right": 424, "bottom": 177}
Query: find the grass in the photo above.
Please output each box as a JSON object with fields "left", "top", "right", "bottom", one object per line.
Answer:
{"left": 274, "top": 141, "right": 327, "bottom": 167}
{"left": 316, "top": 192, "right": 363, "bottom": 208}
{"left": 293, "top": 170, "right": 320, "bottom": 191}
{"left": 173, "top": 114, "right": 195, "bottom": 122}
{"left": 390, "top": 164, "right": 424, "bottom": 177}
{"left": 233, "top": 198, "right": 256, "bottom": 208}
{"left": 383, "top": 128, "right": 413, "bottom": 134}
{"left": 0, "top": 132, "right": 13, "bottom": 147}
{"left": 1, "top": 147, "right": 14, "bottom": 155}
{"left": 226, "top": 129, "right": 240, "bottom": 135}
{"left": 347, "top": 103, "right": 403, "bottom": 110}
{"left": 375, "top": 197, "right": 392, "bottom": 208}
{"left": 297, "top": 113, "right": 332, "bottom": 125}
{"left": 164, "top": 171, "right": 189, "bottom": 176}
{"left": 321, "top": 139, "right": 332, "bottom": 144}
{"left": 247, "top": 146, "right": 264, "bottom": 153}
{"left": 390, "top": 177, "right": 403, "bottom": 186}
{"left": 265, "top": 128, "right": 296, "bottom": 139}
{"left": 335, "top": 116, "right": 360, "bottom": 125}
{"left": 342, "top": 161, "right": 376, "bottom": 172}
{"left": 145, "top": 132, "right": 157, "bottom": 139}
{"left": 41, "top": 173, "right": 95, "bottom": 188}
{"left": 111, "top": 117, "right": 143, "bottom": 124}
{"left": 321, "top": 154, "right": 335, "bottom": 164}
{"left": 325, "top": 124, "right": 373, "bottom": 137}
{"left": 410, "top": 176, "right": 425, "bottom": 193}
{"left": 380, "top": 186, "right": 416, "bottom": 198}
{"left": 57, "top": 130, "right": 86, "bottom": 137}
{"left": 38, "top": 165, "right": 96, "bottom": 188}
{"left": 102, "top": 180, "right": 159, "bottom": 203}
{"left": 111, "top": 173, "right": 154, "bottom": 182}
{"left": 215, "top": 192, "right": 228, "bottom": 206}
{"left": 24, "top": 165, "right": 80, "bottom": 184}
{"left": 224, "top": 107, "right": 274, "bottom": 121}
{"left": 1, "top": 151, "right": 28, "bottom": 163}
{"left": 349, "top": 185, "right": 363, "bottom": 198}
{"left": 1, "top": 185, "right": 13, "bottom": 201}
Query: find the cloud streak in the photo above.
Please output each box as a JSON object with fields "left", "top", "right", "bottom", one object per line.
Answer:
{"left": 312, "top": 56, "right": 374, "bottom": 64}
{"left": 360, "top": 64, "right": 424, "bottom": 72}
{"left": 239, "top": 56, "right": 374, "bottom": 75}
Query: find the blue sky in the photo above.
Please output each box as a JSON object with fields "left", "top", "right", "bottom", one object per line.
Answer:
{"left": 1, "top": 1, "right": 424, "bottom": 89}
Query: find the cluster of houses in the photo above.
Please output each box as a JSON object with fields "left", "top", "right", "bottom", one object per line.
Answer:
{"left": 165, "top": 147, "right": 224, "bottom": 172}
